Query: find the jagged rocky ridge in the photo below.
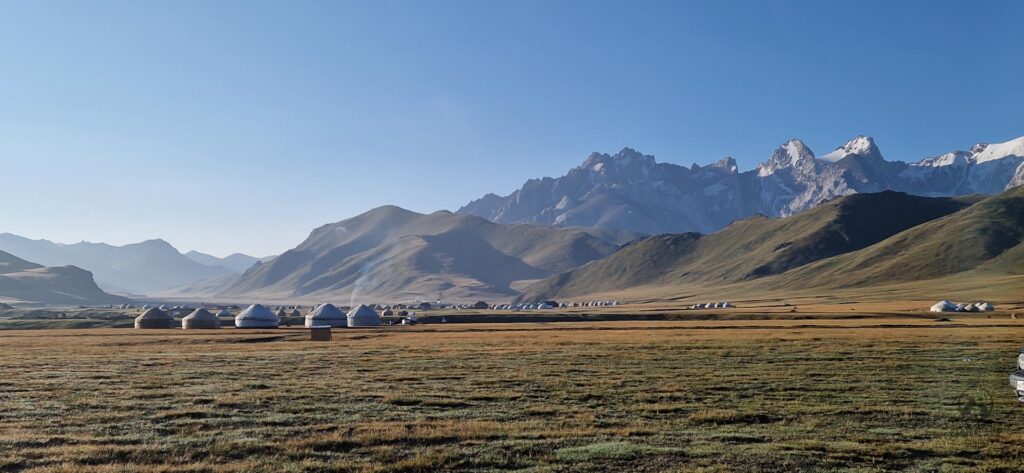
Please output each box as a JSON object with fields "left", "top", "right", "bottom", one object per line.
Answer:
{"left": 459, "top": 135, "right": 1024, "bottom": 235}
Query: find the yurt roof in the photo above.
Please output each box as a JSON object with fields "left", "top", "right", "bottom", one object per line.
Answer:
{"left": 275, "top": 309, "right": 288, "bottom": 318}
{"left": 237, "top": 304, "right": 277, "bottom": 320}
{"left": 137, "top": 308, "right": 172, "bottom": 320}
{"left": 183, "top": 308, "right": 218, "bottom": 321}
{"left": 216, "top": 309, "right": 232, "bottom": 316}
{"left": 348, "top": 304, "right": 378, "bottom": 318}
{"left": 310, "top": 303, "right": 345, "bottom": 318}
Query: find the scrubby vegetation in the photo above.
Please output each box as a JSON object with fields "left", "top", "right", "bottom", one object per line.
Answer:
{"left": 1, "top": 320, "right": 1022, "bottom": 471}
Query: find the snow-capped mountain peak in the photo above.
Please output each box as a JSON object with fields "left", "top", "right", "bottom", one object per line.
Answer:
{"left": 914, "top": 151, "right": 972, "bottom": 168}
{"left": 819, "top": 135, "right": 879, "bottom": 163}
{"left": 458, "top": 134, "right": 1023, "bottom": 238}
{"left": 757, "top": 139, "right": 816, "bottom": 176}
{"left": 972, "top": 136, "right": 1024, "bottom": 164}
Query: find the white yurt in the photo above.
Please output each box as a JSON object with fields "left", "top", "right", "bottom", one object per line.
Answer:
{"left": 305, "top": 303, "right": 347, "bottom": 328}
{"left": 235, "top": 304, "right": 279, "bottom": 328}
{"left": 182, "top": 308, "right": 220, "bottom": 329}
{"left": 216, "top": 308, "right": 233, "bottom": 317}
{"left": 978, "top": 302, "right": 995, "bottom": 312}
{"left": 930, "top": 300, "right": 957, "bottom": 312}
{"left": 347, "top": 304, "right": 381, "bottom": 327}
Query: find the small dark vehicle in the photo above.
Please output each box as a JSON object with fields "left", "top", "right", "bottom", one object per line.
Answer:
{"left": 1011, "top": 348, "right": 1024, "bottom": 402}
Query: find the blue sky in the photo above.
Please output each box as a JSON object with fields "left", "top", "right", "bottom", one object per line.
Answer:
{"left": 2, "top": 0, "right": 1022, "bottom": 256}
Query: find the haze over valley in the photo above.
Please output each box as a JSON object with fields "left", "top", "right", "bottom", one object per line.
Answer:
{"left": 2, "top": 134, "right": 1021, "bottom": 306}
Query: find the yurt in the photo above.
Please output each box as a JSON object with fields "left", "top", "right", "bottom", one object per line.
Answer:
{"left": 290, "top": 309, "right": 302, "bottom": 318}
{"left": 930, "top": 300, "right": 957, "bottom": 312}
{"left": 978, "top": 302, "right": 995, "bottom": 312}
{"left": 305, "top": 303, "right": 347, "bottom": 328}
{"left": 276, "top": 308, "right": 288, "bottom": 320}
{"left": 182, "top": 308, "right": 220, "bottom": 329}
{"left": 216, "top": 308, "right": 232, "bottom": 317}
{"left": 135, "top": 308, "right": 174, "bottom": 329}
{"left": 235, "top": 304, "right": 279, "bottom": 328}
{"left": 347, "top": 304, "right": 381, "bottom": 327}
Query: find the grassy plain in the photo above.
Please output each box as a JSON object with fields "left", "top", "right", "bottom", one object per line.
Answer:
{"left": 2, "top": 317, "right": 1024, "bottom": 472}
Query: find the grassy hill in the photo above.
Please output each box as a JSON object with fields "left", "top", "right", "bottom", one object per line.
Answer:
{"left": 771, "top": 185, "right": 1024, "bottom": 288}
{"left": 0, "top": 250, "right": 128, "bottom": 305}
{"left": 219, "top": 206, "right": 634, "bottom": 303}
{"left": 518, "top": 191, "right": 975, "bottom": 301}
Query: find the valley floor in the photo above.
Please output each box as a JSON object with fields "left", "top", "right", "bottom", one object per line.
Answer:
{"left": 1, "top": 319, "right": 1023, "bottom": 472}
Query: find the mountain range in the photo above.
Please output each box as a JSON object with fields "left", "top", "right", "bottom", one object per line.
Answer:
{"left": 0, "top": 250, "right": 126, "bottom": 305}
{"left": 518, "top": 186, "right": 1024, "bottom": 302}
{"left": 208, "top": 206, "right": 635, "bottom": 303}
{"left": 184, "top": 251, "right": 274, "bottom": 273}
{"left": 459, "top": 135, "right": 1024, "bottom": 236}
{"left": 0, "top": 234, "right": 262, "bottom": 295}
{"left": 3, "top": 134, "right": 1022, "bottom": 305}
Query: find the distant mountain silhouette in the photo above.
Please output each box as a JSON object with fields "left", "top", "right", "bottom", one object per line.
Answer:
{"left": 0, "top": 250, "right": 127, "bottom": 305}
{"left": 0, "top": 235, "right": 233, "bottom": 294}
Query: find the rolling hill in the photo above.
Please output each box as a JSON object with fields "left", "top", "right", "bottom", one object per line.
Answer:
{"left": 517, "top": 191, "right": 981, "bottom": 301}
{"left": 217, "top": 206, "right": 635, "bottom": 303}
{"left": 0, "top": 251, "right": 127, "bottom": 305}
{"left": 770, "top": 185, "right": 1024, "bottom": 288}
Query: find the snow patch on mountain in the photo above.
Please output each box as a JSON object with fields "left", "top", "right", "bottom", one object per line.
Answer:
{"left": 819, "top": 135, "right": 878, "bottom": 162}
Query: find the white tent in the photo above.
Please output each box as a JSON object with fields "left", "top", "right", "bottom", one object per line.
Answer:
{"left": 235, "top": 304, "right": 279, "bottom": 328}
{"left": 978, "top": 302, "right": 995, "bottom": 312}
{"left": 306, "top": 303, "right": 347, "bottom": 328}
{"left": 347, "top": 304, "right": 381, "bottom": 327}
{"left": 216, "top": 309, "right": 232, "bottom": 317}
{"left": 930, "top": 300, "right": 957, "bottom": 312}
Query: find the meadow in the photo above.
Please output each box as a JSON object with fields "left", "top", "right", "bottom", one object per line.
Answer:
{"left": 1, "top": 318, "right": 1023, "bottom": 472}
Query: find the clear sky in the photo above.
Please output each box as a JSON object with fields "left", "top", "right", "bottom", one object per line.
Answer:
{"left": 2, "top": 0, "right": 1022, "bottom": 257}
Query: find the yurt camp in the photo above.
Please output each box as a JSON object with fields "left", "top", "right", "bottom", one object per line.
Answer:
{"left": 347, "top": 304, "right": 381, "bottom": 327}
{"left": 235, "top": 304, "right": 279, "bottom": 328}
{"left": 306, "top": 303, "right": 347, "bottom": 328}
{"left": 182, "top": 308, "right": 220, "bottom": 329}
{"left": 135, "top": 308, "right": 174, "bottom": 329}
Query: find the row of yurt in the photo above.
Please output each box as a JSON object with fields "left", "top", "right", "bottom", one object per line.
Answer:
{"left": 930, "top": 300, "right": 996, "bottom": 313}
{"left": 137, "top": 303, "right": 385, "bottom": 329}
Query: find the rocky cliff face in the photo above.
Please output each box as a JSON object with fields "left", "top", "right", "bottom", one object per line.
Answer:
{"left": 459, "top": 136, "right": 1024, "bottom": 235}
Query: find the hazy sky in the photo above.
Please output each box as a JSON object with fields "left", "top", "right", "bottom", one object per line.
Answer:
{"left": 2, "top": 0, "right": 1022, "bottom": 257}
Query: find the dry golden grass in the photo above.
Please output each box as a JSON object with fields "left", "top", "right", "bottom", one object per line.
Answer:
{"left": 1, "top": 319, "right": 1023, "bottom": 471}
